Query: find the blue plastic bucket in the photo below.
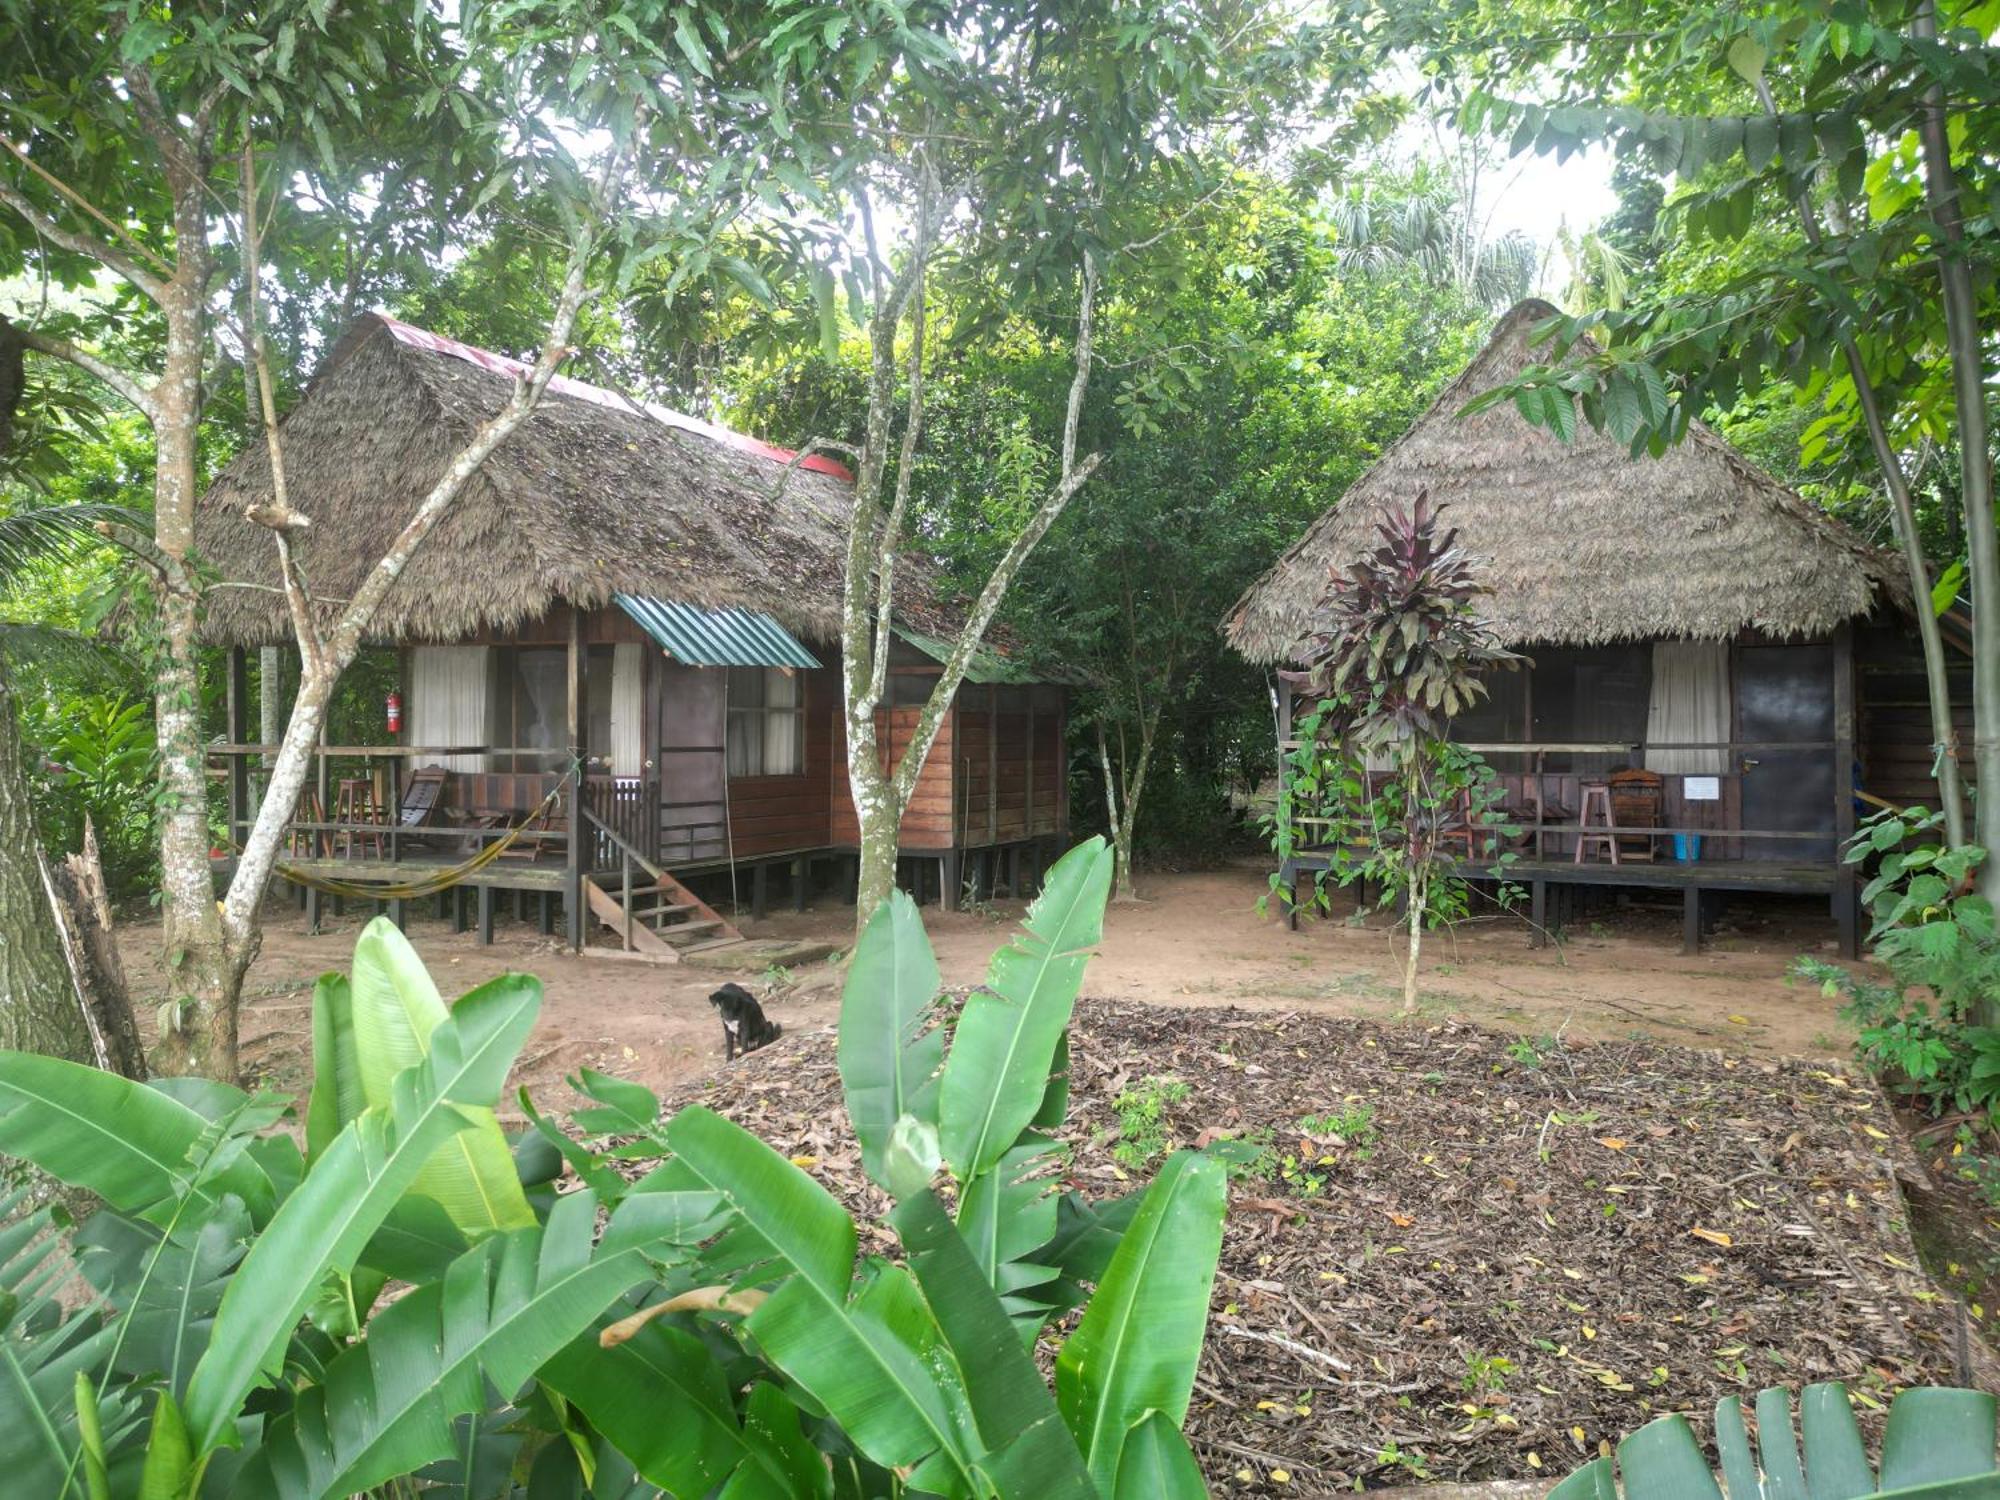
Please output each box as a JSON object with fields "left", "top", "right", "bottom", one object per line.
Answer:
{"left": 1673, "top": 834, "right": 1703, "bottom": 862}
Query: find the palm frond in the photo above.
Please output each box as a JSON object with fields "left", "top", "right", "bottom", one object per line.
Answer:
{"left": 0, "top": 503, "right": 145, "bottom": 584}
{"left": 0, "top": 621, "right": 136, "bottom": 690}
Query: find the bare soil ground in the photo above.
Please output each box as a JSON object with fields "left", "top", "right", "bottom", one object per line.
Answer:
{"left": 118, "top": 858, "right": 1857, "bottom": 1112}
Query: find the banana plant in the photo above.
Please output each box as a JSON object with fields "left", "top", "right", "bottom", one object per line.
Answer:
{"left": 1552, "top": 1383, "right": 2000, "bottom": 1499}
{"left": 549, "top": 837, "right": 1229, "bottom": 1497}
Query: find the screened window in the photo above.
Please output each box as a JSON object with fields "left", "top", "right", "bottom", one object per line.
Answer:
{"left": 498, "top": 648, "right": 568, "bottom": 772}
{"left": 1528, "top": 645, "right": 1651, "bottom": 773}
{"left": 727, "top": 667, "right": 803, "bottom": 776}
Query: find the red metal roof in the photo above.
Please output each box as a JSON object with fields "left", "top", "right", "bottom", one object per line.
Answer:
{"left": 376, "top": 315, "right": 855, "bottom": 482}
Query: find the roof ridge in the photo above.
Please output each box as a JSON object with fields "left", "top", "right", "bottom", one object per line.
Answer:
{"left": 368, "top": 313, "right": 855, "bottom": 483}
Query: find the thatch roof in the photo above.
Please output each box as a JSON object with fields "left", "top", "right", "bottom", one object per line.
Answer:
{"left": 1224, "top": 299, "right": 1906, "bottom": 663}
{"left": 197, "top": 315, "right": 963, "bottom": 647}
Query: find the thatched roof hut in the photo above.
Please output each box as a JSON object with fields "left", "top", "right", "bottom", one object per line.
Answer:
{"left": 1224, "top": 299, "right": 1905, "bottom": 663}
{"left": 197, "top": 315, "right": 959, "bottom": 646}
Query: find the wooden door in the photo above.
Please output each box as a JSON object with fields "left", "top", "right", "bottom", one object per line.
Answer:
{"left": 658, "top": 663, "right": 728, "bottom": 865}
{"left": 1736, "top": 643, "right": 1835, "bottom": 863}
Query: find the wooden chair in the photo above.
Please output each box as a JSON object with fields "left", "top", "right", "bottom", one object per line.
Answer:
{"left": 1607, "top": 768, "right": 1665, "bottom": 863}
{"left": 390, "top": 766, "right": 450, "bottom": 850}
{"left": 333, "top": 777, "right": 384, "bottom": 859}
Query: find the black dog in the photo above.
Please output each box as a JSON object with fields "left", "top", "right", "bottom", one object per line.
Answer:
{"left": 708, "top": 983, "right": 781, "bottom": 1061}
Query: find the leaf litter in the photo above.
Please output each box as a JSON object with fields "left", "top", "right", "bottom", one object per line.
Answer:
{"left": 658, "top": 999, "right": 1960, "bottom": 1491}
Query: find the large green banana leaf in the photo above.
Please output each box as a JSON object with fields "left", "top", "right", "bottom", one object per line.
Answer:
{"left": 892, "top": 1187, "right": 1101, "bottom": 1496}
{"left": 1113, "top": 1411, "right": 1208, "bottom": 1499}
{"left": 1550, "top": 1383, "right": 2000, "bottom": 1499}
{"left": 233, "top": 1185, "right": 696, "bottom": 1499}
{"left": 0, "top": 1053, "right": 276, "bottom": 1227}
{"left": 73, "top": 1198, "right": 249, "bottom": 1398}
{"left": 542, "top": 1314, "right": 819, "bottom": 1499}
{"left": 665, "top": 1104, "right": 984, "bottom": 1496}
{"left": 181, "top": 972, "right": 540, "bottom": 1456}
{"left": 839, "top": 890, "right": 944, "bottom": 1189}
{"left": 0, "top": 1195, "right": 144, "bottom": 1499}
{"left": 310, "top": 918, "right": 535, "bottom": 1233}
{"left": 1056, "top": 1149, "right": 1225, "bottom": 1495}
{"left": 938, "top": 838, "right": 1112, "bottom": 1185}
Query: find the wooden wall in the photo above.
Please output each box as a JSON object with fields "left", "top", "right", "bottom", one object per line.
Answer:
{"left": 952, "top": 685, "right": 1067, "bottom": 848}
{"left": 728, "top": 666, "right": 838, "bottom": 858}
{"left": 829, "top": 699, "right": 959, "bottom": 852}
{"left": 1856, "top": 618, "right": 1977, "bottom": 809}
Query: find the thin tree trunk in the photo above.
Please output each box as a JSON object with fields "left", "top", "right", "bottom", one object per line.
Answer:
{"left": 1755, "top": 77, "right": 1967, "bottom": 846}
{"left": 1402, "top": 879, "right": 1424, "bottom": 1014}
{"left": 1912, "top": 1, "right": 2000, "bottom": 901}
{"left": 0, "top": 670, "right": 104, "bottom": 1064}
{"left": 256, "top": 645, "right": 282, "bottom": 816}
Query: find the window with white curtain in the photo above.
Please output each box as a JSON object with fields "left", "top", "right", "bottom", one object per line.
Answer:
{"left": 1644, "top": 641, "right": 1731, "bottom": 774}
{"left": 408, "top": 646, "right": 492, "bottom": 773}
{"left": 726, "top": 666, "right": 803, "bottom": 776}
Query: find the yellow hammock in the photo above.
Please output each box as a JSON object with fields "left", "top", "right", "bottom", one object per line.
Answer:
{"left": 275, "top": 782, "right": 567, "bottom": 902}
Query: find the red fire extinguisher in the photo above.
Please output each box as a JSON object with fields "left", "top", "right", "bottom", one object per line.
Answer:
{"left": 386, "top": 690, "right": 403, "bottom": 736}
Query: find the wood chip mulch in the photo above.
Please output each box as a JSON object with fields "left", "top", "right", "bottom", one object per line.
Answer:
{"left": 660, "top": 1000, "right": 1963, "bottom": 1493}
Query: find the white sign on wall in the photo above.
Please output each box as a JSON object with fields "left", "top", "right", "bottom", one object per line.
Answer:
{"left": 1683, "top": 776, "right": 1721, "bottom": 802}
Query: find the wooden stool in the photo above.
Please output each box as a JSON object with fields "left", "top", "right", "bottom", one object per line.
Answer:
{"left": 333, "top": 778, "right": 384, "bottom": 858}
{"left": 289, "top": 789, "right": 327, "bottom": 859}
{"left": 1574, "top": 782, "right": 1620, "bottom": 865}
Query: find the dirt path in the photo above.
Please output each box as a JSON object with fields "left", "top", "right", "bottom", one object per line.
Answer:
{"left": 116, "top": 858, "right": 1854, "bottom": 1113}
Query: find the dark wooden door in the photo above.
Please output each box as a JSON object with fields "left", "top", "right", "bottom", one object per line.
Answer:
{"left": 1736, "top": 643, "right": 1834, "bottom": 863}
{"left": 657, "top": 663, "right": 728, "bottom": 865}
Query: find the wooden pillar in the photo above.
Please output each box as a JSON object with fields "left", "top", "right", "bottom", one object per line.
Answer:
{"left": 1683, "top": 884, "right": 1703, "bottom": 956}
{"left": 1025, "top": 693, "right": 1037, "bottom": 835}
{"left": 792, "top": 853, "right": 809, "bottom": 913}
{"left": 478, "top": 883, "right": 495, "bottom": 945}
{"left": 1832, "top": 623, "right": 1860, "bottom": 958}
{"left": 225, "top": 647, "right": 250, "bottom": 851}
{"left": 751, "top": 861, "right": 769, "bottom": 921}
{"left": 1530, "top": 878, "right": 1547, "bottom": 949}
{"left": 565, "top": 608, "right": 586, "bottom": 951}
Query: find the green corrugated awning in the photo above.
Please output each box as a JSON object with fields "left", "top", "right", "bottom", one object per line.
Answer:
{"left": 615, "top": 595, "right": 821, "bottom": 669}
{"left": 894, "top": 626, "right": 1039, "bottom": 684}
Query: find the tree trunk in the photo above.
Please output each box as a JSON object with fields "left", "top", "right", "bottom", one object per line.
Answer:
{"left": 1913, "top": 1, "right": 2000, "bottom": 902}
{"left": 256, "top": 644, "right": 282, "bottom": 816}
{"left": 151, "top": 252, "right": 242, "bottom": 1080}
{"left": 0, "top": 671, "right": 106, "bottom": 1064}
{"left": 47, "top": 820, "right": 148, "bottom": 1078}
{"left": 1401, "top": 879, "right": 1424, "bottom": 1015}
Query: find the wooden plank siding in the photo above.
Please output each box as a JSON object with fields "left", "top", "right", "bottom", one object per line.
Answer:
{"left": 727, "top": 665, "right": 837, "bottom": 857}
{"left": 829, "top": 703, "right": 959, "bottom": 851}
{"left": 953, "top": 686, "right": 1066, "bottom": 847}
{"left": 1855, "top": 619, "right": 1978, "bottom": 810}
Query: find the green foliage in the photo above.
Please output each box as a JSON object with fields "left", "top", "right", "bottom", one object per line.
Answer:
{"left": 1110, "top": 1075, "right": 1190, "bottom": 1169}
{"left": 0, "top": 839, "right": 1224, "bottom": 1495}
{"left": 1799, "top": 805, "right": 2000, "bottom": 1119}
{"left": 1549, "top": 1381, "right": 1999, "bottom": 1499}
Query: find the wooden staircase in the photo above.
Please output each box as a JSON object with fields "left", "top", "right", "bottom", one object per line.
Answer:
{"left": 578, "top": 805, "right": 743, "bottom": 963}
{"left": 584, "top": 869, "right": 744, "bottom": 962}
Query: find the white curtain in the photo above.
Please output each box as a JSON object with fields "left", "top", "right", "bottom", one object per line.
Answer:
{"left": 1645, "top": 641, "right": 1730, "bottom": 774}
{"left": 409, "top": 646, "right": 491, "bottom": 773}
{"left": 609, "top": 643, "right": 644, "bottom": 776}
{"left": 765, "top": 668, "right": 801, "bottom": 774}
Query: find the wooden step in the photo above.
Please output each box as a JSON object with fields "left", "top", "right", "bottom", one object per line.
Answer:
{"left": 659, "top": 918, "right": 725, "bottom": 941}
{"left": 582, "top": 879, "right": 678, "bottom": 961}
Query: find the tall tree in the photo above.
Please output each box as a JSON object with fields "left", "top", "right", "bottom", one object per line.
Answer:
{"left": 776, "top": 0, "right": 1370, "bottom": 932}
{"left": 2, "top": 0, "right": 883, "bottom": 1076}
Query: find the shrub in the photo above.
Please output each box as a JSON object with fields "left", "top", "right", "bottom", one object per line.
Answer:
{"left": 1798, "top": 804, "right": 2000, "bottom": 1120}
